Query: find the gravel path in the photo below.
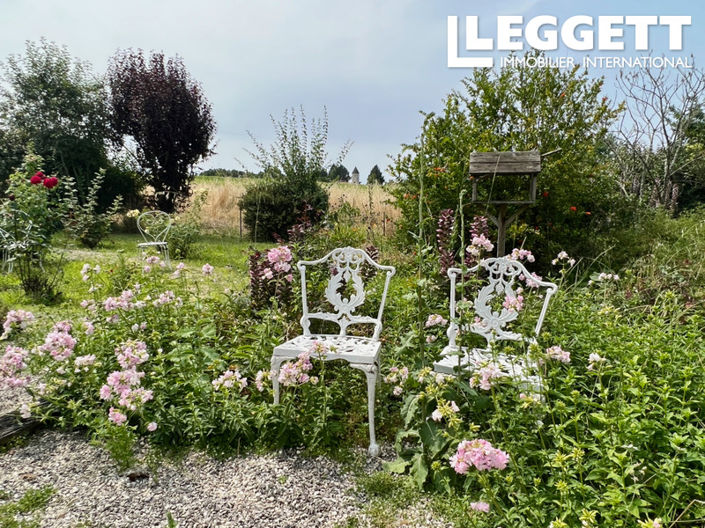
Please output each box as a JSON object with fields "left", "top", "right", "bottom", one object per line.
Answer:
{"left": 0, "top": 383, "right": 31, "bottom": 416}
{"left": 1, "top": 430, "right": 361, "bottom": 527}
{"left": 0, "top": 388, "right": 450, "bottom": 528}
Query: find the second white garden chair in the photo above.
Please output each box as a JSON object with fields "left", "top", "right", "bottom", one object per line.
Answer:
{"left": 137, "top": 211, "right": 172, "bottom": 267}
{"left": 271, "top": 247, "right": 395, "bottom": 456}
{"left": 433, "top": 257, "right": 558, "bottom": 393}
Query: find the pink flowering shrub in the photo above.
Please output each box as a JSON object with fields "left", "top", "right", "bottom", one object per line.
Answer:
{"left": 248, "top": 245, "right": 294, "bottom": 309}
{"left": 1, "top": 309, "right": 36, "bottom": 339}
{"left": 0, "top": 255, "right": 293, "bottom": 465}
{"left": 450, "top": 438, "right": 509, "bottom": 473}
{"left": 0, "top": 345, "right": 30, "bottom": 387}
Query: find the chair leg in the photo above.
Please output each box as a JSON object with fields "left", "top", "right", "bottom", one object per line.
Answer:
{"left": 271, "top": 356, "right": 286, "bottom": 404}
{"left": 162, "top": 245, "right": 171, "bottom": 269}
{"left": 351, "top": 363, "right": 379, "bottom": 457}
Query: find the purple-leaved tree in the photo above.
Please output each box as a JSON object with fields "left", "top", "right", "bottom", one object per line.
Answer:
{"left": 107, "top": 50, "right": 216, "bottom": 212}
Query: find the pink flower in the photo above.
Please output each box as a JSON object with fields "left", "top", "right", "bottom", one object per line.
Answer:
{"left": 502, "top": 294, "right": 524, "bottom": 312}
{"left": 39, "top": 329, "right": 77, "bottom": 362}
{"left": 99, "top": 384, "right": 112, "bottom": 400}
{"left": 431, "top": 409, "right": 443, "bottom": 422}
{"left": 147, "top": 422, "right": 158, "bottom": 432}
{"left": 212, "top": 369, "right": 248, "bottom": 391}
{"left": 74, "top": 354, "right": 96, "bottom": 368}
{"left": 470, "top": 364, "right": 505, "bottom": 391}
{"left": 202, "top": 263, "right": 214, "bottom": 276}
{"left": 470, "top": 501, "right": 490, "bottom": 513}
{"left": 508, "top": 248, "right": 535, "bottom": 263}
{"left": 450, "top": 439, "right": 509, "bottom": 473}
{"left": 546, "top": 345, "right": 570, "bottom": 364}
{"left": 115, "top": 341, "right": 149, "bottom": 369}
{"left": 267, "top": 247, "right": 292, "bottom": 273}
{"left": 285, "top": 274, "right": 293, "bottom": 283}
{"left": 278, "top": 350, "right": 314, "bottom": 387}
{"left": 108, "top": 407, "right": 127, "bottom": 425}
{"left": 2, "top": 309, "right": 35, "bottom": 338}
{"left": 262, "top": 268, "right": 274, "bottom": 280}
{"left": 0, "top": 345, "right": 30, "bottom": 388}
{"left": 255, "top": 370, "right": 269, "bottom": 392}
{"left": 449, "top": 453, "right": 470, "bottom": 474}
{"left": 425, "top": 314, "right": 448, "bottom": 328}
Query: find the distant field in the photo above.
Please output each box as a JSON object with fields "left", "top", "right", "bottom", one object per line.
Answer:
{"left": 193, "top": 176, "right": 400, "bottom": 236}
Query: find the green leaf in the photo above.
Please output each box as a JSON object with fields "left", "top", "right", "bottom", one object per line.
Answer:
{"left": 419, "top": 420, "right": 449, "bottom": 459}
{"left": 402, "top": 395, "right": 420, "bottom": 428}
{"left": 410, "top": 454, "right": 429, "bottom": 489}
{"left": 383, "top": 457, "right": 410, "bottom": 474}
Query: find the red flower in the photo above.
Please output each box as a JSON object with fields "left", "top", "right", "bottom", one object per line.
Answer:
{"left": 42, "top": 176, "right": 59, "bottom": 189}
{"left": 542, "top": 191, "right": 549, "bottom": 198}
{"left": 30, "top": 174, "right": 43, "bottom": 185}
{"left": 570, "top": 206, "right": 577, "bottom": 212}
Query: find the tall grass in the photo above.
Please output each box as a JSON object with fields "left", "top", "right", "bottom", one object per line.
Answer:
{"left": 192, "top": 177, "right": 400, "bottom": 237}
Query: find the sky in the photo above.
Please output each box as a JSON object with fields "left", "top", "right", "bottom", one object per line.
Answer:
{"left": 0, "top": 0, "right": 703, "bottom": 180}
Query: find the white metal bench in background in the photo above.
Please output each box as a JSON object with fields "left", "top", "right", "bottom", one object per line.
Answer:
{"left": 137, "top": 211, "right": 172, "bottom": 267}
{"left": 271, "top": 246, "right": 395, "bottom": 456}
{"left": 433, "top": 257, "right": 558, "bottom": 393}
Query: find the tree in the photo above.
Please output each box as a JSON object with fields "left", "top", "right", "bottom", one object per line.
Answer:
{"left": 389, "top": 53, "right": 625, "bottom": 265}
{"left": 613, "top": 66, "right": 705, "bottom": 211}
{"left": 239, "top": 106, "right": 349, "bottom": 240}
{"left": 0, "top": 39, "right": 114, "bottom": 197}
{"left": 327, "top": 164, "right": 350, "bottom": 182}
{"left": 367, "top": 165, "right": 384, "bottom": 185}
{"left": 107, "top": 50, "right": 216, "bottom": 212}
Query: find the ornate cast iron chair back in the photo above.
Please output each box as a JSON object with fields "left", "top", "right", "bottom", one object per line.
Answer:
{"left": 137, "top": 211, "right": 172, "bottom": 244}
{"left": 297, "top": 247, "right": 395, "bottom": 340}
{"left": 447, "top": 257, "right": 558, "bottom": 349}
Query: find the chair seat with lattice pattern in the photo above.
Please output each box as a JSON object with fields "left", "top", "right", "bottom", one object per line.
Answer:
{"left": 271, "top": 247, "right": 395, "bottom": 456}
{"left": 433, "top": 258, "right": 557, "bottom": 394}
{"left": 434, "top": 345, "right": 543, "bottom": 393}
{"left": 274, "top": 335, "right": 381, "bottom": 364}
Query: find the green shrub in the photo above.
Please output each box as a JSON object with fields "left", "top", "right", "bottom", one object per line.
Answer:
{"left": 169, "top": 191, "right": 207, "bottom": 258}
{"left": 1, "top": 152, "right": 64, "bottom": 301}
{"left": 240, "top": 177, "right": 328, "bottom": 241}
{"left": 62, "top": 169, "right": 123, "bottom": 248}
{"left": 385, "top": 275, "right": 705, "bottom": 527}
{"left": 3, "top": 255, "right": 379, "bottom": 465}
{"left": 239, "top": 107, "right": 346, "bottom": 241}
{"left": 389, "top": 55, "right": 631, "bottom": 268}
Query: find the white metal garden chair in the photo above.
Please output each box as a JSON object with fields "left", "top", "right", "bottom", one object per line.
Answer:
{"left": 271, "top": 247, "right": 396, "bottom": 456}
{"left": 433, "top": 257, "right": 558, "bottom": 393}
{"left": 137, "top": 211, "right": 172, "bottom": 267}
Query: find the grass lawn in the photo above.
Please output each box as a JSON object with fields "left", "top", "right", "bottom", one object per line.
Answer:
{"left": 0, "top": 232, "right": 270, "bottom": 319}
